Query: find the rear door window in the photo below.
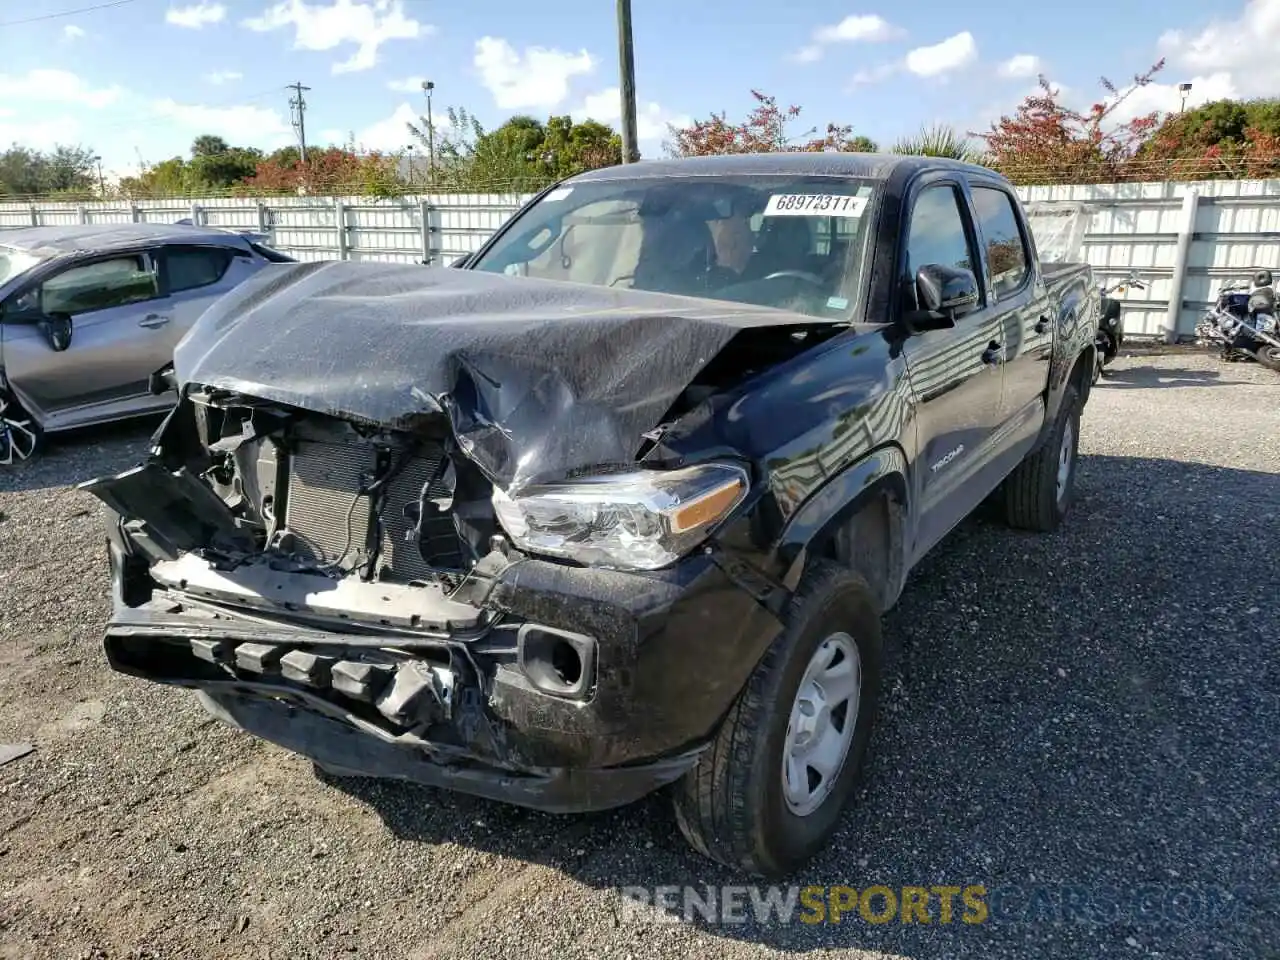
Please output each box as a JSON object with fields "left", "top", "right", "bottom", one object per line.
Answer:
{"left": 970, "top": 186, "right": 1031, "bottom": 298}
{"left": 161, "top": 246, "right": 234, "bottom": 294}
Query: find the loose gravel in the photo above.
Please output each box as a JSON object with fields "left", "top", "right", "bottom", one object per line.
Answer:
{"left": 1, "top": 351, "right": 1277, "bottom": 960}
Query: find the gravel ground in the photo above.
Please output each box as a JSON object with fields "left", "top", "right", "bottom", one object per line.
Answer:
{"left": 1, "top": 351, "right": 1277, "bottom": 960}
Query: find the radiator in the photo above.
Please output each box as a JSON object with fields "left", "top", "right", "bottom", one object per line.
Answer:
{"left": 283, "top": 437, "right": 454, "bottom": 579}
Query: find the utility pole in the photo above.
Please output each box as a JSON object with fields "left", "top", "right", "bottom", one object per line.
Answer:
{"left": 421, "top": 80, "right": 436, "bottom": 181}
{"left": 616, "top": 0, "right": 639, "bottom": 163}
{"left": 287, "top": 81, "right": 311, "bottom": 163}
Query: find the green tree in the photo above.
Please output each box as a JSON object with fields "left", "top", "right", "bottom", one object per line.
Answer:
{"left": 191, "top": 135, "right": 231, "bottom": 157}
{"left": 891, "top": 124, "right": 986, "bottom": 163}
{"left": 0, "top": 144, "right": 98, "bottom": 197}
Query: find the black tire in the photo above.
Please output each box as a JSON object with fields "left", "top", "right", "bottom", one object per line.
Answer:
{"left": 0, "top": 391, "right": 44, "bottom": 465}
{"left": 1002, "top": 383, "right": 1081, "bottom": 532}
{"left": 671, "top": 560, "right": 883, "bottom": 878}
{"left": 1257, "top": 345, "right": 1280, "bottom": 373}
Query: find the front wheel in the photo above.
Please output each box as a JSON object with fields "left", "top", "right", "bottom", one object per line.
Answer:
{"left": 671, "top": 561, "right": 883, "bottom": 878}
{"left": 0, "top": 392, "right": 43, "bottom": 465}
{"left": 1257, "top": 344, "right": 1280, "bottom": 373}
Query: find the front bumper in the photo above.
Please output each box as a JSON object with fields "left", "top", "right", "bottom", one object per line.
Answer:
{"left": 102, "top": 523, "right": 785, "bottom": 814}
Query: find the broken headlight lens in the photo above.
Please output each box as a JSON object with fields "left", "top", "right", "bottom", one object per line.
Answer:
{"left": 490, "top": 462, "right": 750, "bottom": 571}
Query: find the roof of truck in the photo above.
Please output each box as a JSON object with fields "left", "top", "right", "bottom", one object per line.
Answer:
{"left": 0, "top": 223, "right": 253, "bottom": 258}
{"left": 569, "top": 151, "right": 1000, "bottom": 183}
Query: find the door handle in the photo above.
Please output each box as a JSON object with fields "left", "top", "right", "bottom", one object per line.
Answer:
{"left": 982, "top": 342, "right": 1004, "bottom": 366}
{"left": 139, "top": 313, "right": 172, "bottom": 329}
{"left": 1035, "top": 315, "right": 1051, "bottom": 334}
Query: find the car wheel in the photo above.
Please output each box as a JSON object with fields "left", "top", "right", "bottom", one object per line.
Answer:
{"left": 0, "top": 392, "right": 43, "bottom": 465}
{"left": 671, "top": 560, "right": 883, "bottom": 878}
{"left": 1002, "top": 383, "right": 1081, "bottom": 532}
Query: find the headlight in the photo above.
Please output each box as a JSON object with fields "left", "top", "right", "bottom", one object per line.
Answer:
{"left": 1108, "top": 316, "right": 1118, "bottom": 328}
{"left": 490, "top": 462, "right": 749, "bottom": 570}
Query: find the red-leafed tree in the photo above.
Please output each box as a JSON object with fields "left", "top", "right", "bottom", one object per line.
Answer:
{"left": 235, "top": 145, "right": 406, "bottom": 197}
{"left": 666, "top": 90, "right": 877, "bottom": 157}
{"left": 1139, "top": 98, "right": 1280, "bottom": 180}
{"left": 973, "top": 60, "right": 1167, "bottom": 184}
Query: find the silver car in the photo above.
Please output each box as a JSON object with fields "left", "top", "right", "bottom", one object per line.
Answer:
{"left": 0, "top": 223, "right": 294, "bottom": 463}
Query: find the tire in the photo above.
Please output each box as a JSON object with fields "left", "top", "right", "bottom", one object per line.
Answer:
{"left": 1257, "top": 344, "right": 1280, "bottom": 373}
{"left": 1002, "top": 383, "right": 1081, "bottom": 533}
{"left": 671, "top": 560, "right": 883, "bottom": 878}
{"left": 0, "top": 391, "right": 44, "bottom": 465}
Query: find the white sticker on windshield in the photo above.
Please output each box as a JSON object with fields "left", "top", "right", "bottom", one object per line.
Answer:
{"left": 763, "top": 194, "right": 867, "bottom": 218}
{"left": 543, "top": 187, "right": 574, "bottom": 202}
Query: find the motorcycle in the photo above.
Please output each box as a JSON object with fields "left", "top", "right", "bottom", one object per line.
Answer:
{"left": 1194, "top": 269, "right": 1280, "bottom": 373}
{"left": 1094, "top": 270, "right": 1147, "bottom": 383}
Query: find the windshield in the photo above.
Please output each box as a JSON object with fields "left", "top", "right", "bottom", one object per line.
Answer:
{"left": 470, "top": 175, "right": 878, "bottom": 320}
{"left": 0, "top": 246, "right": 46, "bottom": 287}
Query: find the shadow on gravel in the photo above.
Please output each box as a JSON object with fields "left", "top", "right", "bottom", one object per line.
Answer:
{"left": 312, "top": 455, "right": 1279, "bottom": 959}
{"left": 0, "top": 417, "right": 159, "bottom": 495}
{"left": 1097, "top": 365, "right": 1228, "bottom": 389}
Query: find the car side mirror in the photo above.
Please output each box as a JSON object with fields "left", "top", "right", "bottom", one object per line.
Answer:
{"left": 903, "top": 264, "right": 980, "bottom": 332}
{"left": 38, "top": 312, "right": 73, "bottom": 352}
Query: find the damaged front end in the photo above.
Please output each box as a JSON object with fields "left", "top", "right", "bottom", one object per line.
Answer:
{"left": 82, "top": 380, "right": 787, "bottom": 812}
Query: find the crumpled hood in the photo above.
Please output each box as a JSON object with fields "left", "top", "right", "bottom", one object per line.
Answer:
{"left": 174, "top": 260, "right": 833, "bottom": 491}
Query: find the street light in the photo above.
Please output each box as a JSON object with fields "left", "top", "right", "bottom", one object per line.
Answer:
{"left": 421, "top": 80, "right": 435, "bottom": 181}
{"left": 90, "top": 154, "right": 104, "bottom": 197}
{"left": 405, "top": 144, "right": 415, "bottom": 187}
{"left": 1179, "top": 82, "right": 1193, "bottom": 115}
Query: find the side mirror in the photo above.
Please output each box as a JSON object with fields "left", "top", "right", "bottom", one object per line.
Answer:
{"left": 148, "top": 363, "right": 178, "bottom": 396}
{"left": 38, "top": 312, "right": 73, "bottom": 352}
{"left": 903, "top": 264, "right": 980, "bottom": 331}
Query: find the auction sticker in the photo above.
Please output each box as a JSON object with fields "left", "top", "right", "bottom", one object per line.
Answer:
{"left": 763, "top": 194, "right": 867, "bottom": 217}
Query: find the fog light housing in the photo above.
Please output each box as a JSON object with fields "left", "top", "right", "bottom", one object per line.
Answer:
{"left": 517, "top": 624, "right": 596, "bottom": 700}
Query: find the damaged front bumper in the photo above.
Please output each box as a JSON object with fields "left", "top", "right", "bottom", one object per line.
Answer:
{"left": 100, "top": 509, "right": 785, "bottom": 814}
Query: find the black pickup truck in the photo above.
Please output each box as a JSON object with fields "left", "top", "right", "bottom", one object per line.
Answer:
{"left": 81, "top": 154, "right": 1100, "bottom": 878}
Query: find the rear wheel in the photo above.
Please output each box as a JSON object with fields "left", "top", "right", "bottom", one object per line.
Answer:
{"left": 0, "top": 392, "right": 43, "bottom": 465}
{"left": 1257, "top": 345, "right": 1280, "bottom": 373}
{"left": 1002, "top": 384, "right": 1081, "bottom": 532}
{"left": 671, "top": 560, "right": 883, "bottom": 878}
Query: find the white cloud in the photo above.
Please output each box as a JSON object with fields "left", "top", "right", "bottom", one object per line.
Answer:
{"left": 815, "top": 14, "right": 903, "bottom": 43}
{"left": 474, "top": 36, "right": 595, "bottom": 110}
{"left": 1156, "top": 0, "right": 1280, "bottom": 98}
{"left": 166, "top": 2, "right": 226, "bottom": 28}
{"left": 577, "top": 87, "right": 691, "bottom": 145}
{"left": 998, "top": 54, "right": 1041, "bottom": 79}
{"left": 387, "top": 75, "right": 426, "bottom": 93}
{"left": 905, "top": 31, "right": 978, "bottom": 78}
{"left": 792, "top": 14, "right": 904, "bottom": 63}
{"left": 151, "top": 99, "right": 293, "bottom": 144}
{"left": 204, "top": 70, "right": 243, "bottom": 84}
{"left": 242, "top": 0, "right": 430, "bottom": 74}
{"left": 63, "top": 24, "right": 86, "bottom": 41}
{"left": 849, "top": 63, "right": 900, "bottom": 88}
{"left": 347, "top": 103, "right": 419, "bottom": 151}
{"left": 0, "top": 70, "right": 123, "bottom": 108}
{"left": 0, "top": 116, "right": 83, "bottom": 151}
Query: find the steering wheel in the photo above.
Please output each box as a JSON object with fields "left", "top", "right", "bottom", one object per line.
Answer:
{"left": 763, "top": 269, "right": 826, "bottom": 287}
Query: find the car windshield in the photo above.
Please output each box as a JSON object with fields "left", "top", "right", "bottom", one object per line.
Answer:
{"left": 0, "top": 246, "right": 46, "bottom": 287}
{"left": 470, "top": 175, "right": 878, "bottom": 321}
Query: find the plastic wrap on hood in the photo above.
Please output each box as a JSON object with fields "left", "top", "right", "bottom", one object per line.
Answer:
{"left": 172, "top": 260, "right": 835, "bottom": 492}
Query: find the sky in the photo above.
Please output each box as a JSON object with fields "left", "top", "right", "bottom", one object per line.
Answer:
{"left": 0, "top": 0, "right": 1273, "bottom": 180}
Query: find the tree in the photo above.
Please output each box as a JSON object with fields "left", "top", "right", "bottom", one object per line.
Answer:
{"left": 665, "top": 90, "right": 877, "bottom": 157}
{"left": 973, "top": 60, "right": 1166, "bottom": 184}
{"left": 191, "top": 135, "right": 231, "bottom": 158}
{"left": 1139, "top": 98, "right": 1280, "bottom": 180}
{"left": 235, "top": 144, "right": 408, "bottom": 198}
{"left": 0, "top": 144, "right": 98, "bottom": 198}
{"left": 891, "top": 124, "right": 986, "bottom": 164}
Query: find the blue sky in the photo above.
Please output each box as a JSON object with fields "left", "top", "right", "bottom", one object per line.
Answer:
{"left": 0, "top": 0, "right": 1269, "bottom": 179}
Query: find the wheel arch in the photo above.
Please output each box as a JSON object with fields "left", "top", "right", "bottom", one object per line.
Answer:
{"left": 773, "top": 443, "right": 911, "bottom": 615}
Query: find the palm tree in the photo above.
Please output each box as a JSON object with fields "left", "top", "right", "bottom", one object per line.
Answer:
{"left": 890, "top": 124, "right": 987, "bottom": 165}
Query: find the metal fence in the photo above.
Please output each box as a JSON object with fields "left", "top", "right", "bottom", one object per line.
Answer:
{"left": 4, "top": 177, "right": 1280, "bottom": 340}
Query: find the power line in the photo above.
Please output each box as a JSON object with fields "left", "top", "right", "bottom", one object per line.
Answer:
{"left": 0, "top": 0, "right": 142, "bottom": 27}
{"left": 287, "top": 81, "right": 311, "bottom": 164}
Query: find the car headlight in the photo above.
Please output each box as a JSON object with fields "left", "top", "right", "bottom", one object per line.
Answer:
{"left": 490, "top": 462, "right": 750, "bottom": 570}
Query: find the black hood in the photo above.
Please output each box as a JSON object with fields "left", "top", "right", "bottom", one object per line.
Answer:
{"left": 174, "top": 260, "right": 836, "bottom": 492}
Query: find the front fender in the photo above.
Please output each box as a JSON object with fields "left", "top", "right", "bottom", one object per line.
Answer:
{"left": 772, "top": 443, "right": 910, "bottom": 591}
